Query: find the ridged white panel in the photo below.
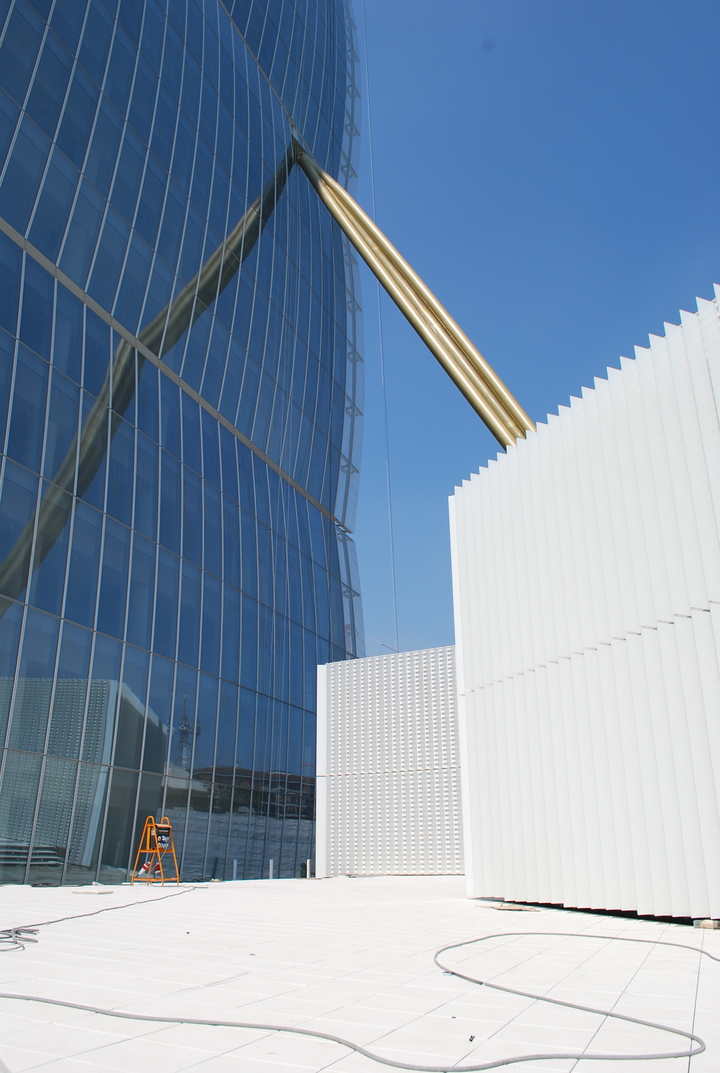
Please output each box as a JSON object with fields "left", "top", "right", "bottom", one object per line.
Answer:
{"left": 451, "top": 292, "right": 720, "bottom": 919}
{"left": 316, "top": 647, "right": 462, "bottom": 877}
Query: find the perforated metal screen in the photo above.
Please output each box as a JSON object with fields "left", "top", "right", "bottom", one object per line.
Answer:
{"left": 316, "top": 647, "right": 463, "bottom": 877}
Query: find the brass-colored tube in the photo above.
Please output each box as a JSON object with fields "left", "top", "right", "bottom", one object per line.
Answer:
{"left": 328, "top": 174, "right": 535, "bottom": 436}
{"left": 295, "top": 144, "right": 534, "bottom": 447}
{"left": 297, "top": 157, "right": 514, "bottom": 444}
{"left": 339, "top": 207, "right": 525, "bottom": 441}
{"left": 319, "top": 176, "right": 520, "bottom": 437}
{"left": 302, "top": 169, "right": 514, "bottom": 445}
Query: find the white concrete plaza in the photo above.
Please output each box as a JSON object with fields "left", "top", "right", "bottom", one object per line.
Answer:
{"left": 0, "top": 875, "right": 717, "bottom": 1073}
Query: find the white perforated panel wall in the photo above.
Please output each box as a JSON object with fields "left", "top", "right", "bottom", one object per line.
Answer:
{"left": 450, "top": 289, "right": 720, "bottom": 919}
{"left": 316, "top": 647, "right": 462, "bottom": 877}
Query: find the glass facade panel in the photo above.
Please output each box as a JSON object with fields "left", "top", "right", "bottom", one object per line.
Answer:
{"left": 0, "top": 0, "right": 363, "bottom": 884}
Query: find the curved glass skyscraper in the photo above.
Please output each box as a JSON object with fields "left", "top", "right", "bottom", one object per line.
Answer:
{"left": 0, "top": 0, "right": 363, "bottom": 884}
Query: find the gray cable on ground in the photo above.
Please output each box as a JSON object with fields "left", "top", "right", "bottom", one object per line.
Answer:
{"left": 0, "top": 886, "right": 196, "bottom": 952}
{"left": 0, "top": 919, "right": 717, "bottom": 1070}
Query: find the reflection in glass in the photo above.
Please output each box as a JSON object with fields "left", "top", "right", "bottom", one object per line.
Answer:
{"left": 0, "top": 0, "right": 363, "bottom": 886}
{"left": 0, "top": 146, "right": 297, "bottom": 616}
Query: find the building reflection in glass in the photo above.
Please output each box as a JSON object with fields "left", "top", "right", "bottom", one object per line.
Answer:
{"left": 0, "top": 0, "right": 362, "bottom": 885}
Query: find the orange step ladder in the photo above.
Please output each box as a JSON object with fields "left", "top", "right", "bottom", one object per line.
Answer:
{"left": 131, "top": 816, "right": 179, "bottom": 884}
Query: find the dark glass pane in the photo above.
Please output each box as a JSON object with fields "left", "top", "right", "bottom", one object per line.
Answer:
{"left": 77, "top": 389, "right": 107, "bottom": 510}
{"left": 29, "top": 149, "right": 79, "bottom": 262}
{"left": 222, "top": 495, "right": 240, "bottom": 588}
{"left": 0, "top": 116, "right": 50, "bottom": 232}
{"left": 137, "top": 359, "right": 159, "bottom": 441}
{"left": 19, "top": 258, "right": 53, "bottom": 360}
{"left": 0, "top": 5, "right": 43, "bottom": 106}
{"left": 140, "top": 0, "right": 164, "bottom": 72}
{"left": 78, "top": 1, "right": 114, "bottom": 85}
{"left": 126, "top": 533, "right": 155, "bottom": 650}
{"left": 56, "top": 66, "right": 100, "bottom": 168}
{"left": 48, "top": 624, "right": 92, "bottom": 758}
{"left": 160, "top": 375, "right": 181, "bottom": 457}
{"left": 193, "top": 673, "right": 218, "bottom": 774}
{"left": 64, "top": 501, "right": 101, "bottom": 627}
{"left": 159, "top": 450, "right": 180, "bottom": 552}
{"left": 26, "top": 32, "right": 73, "bottom": 138}
{"left": 128, "top": 57, "right": 156, "bottom": 143}
{"left": 201, "top": 408, "right": 221, "bottom": 487}
{"left": 114, "top": 233, "right": 153, "bottom": 332}
{"left": 83, "top": 309, "right": 110, "bottom": 398}
{"left": 153, "top": 547, "right": 178, "bottom": 658}
{"left": 7, "top": 346, "right": 48, "bottom": 474}
{"left": 107, "top": 418, "right": 133, "bottom": 525}
{"left": 181, "top": 392, "right": 201, "bottom": 473}
{"left": 65, "top": 759, "right": 109, "bottom": 883}
{"left": 221, "top": 584, "right": 240, "bottom": 684}
{"left": 200, "top": 572, "right": 220, "bottom": 675}
{"left": 148, "top": 653, "right": 173, "bottom": 745}
{"left": 96, "top": 518, "right": 130, "bottom": 638}
{"left": 88, "top": 208, "right": 129, "bottom": 310}
{"left": 52, "top": 286, "right": 83, "bottom": 383}
{"left": 133, "top": 433, "right": 158, "bottom": 540}
{"left": 182, "top": 468, "right": 202, "bottom": 565}
{"left": 150, "top": 87, "right": 176, "bottom": 170}
{"left": 118, "top": 0, "right": 142, "bottom": 45}
{"left": 104, "top": 27, "right": 136, "bottom": 115}
{"left": 0, "top": 232, "right": 21, "bottom": 335}
{"left": 135, "top": 157, "right": 165, "bottom": 248}
{"left": 110, "top": 126, "right": 145, "bottom": 222}
{"left": 28, "top": 481, "right": 72, "bottom": 616}
{"left": 9, "top": 607, "right": 61, "bottom": 751}
{"left": 114, "top": 645, "right": 149, "bottom": 769}
{"left": 240, "top": 594, "right": 257, "bottom": 690}
{"left": 178, "top": 560, "right": 201, "bottom": 668}
{"left": 157, "top": 180, "right": 186, "bottom": 269}
{"left": 203, "top": 482, "right": 221, "bottom": 577}
{"left": 85, "top": 97, "right": 123, "bottom": 198}
{"left": 59, "top": 179, "right": 104, "bottom": 286}
{"left": 100, "top": 767, "right": 137, "bottom": 878}
{"left": 51, "top": 0, "right": 86, "bottom": 52}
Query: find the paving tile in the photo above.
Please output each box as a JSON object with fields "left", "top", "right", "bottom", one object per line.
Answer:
{"left": 124, "top": 1023, "right": 272, "bottom": 1052}
{"left": 61, "top": 1037, "right": 217, "bottom": 1072}
{"left": 1, "top": 1021, "right": 132, "bottom": 1057}
{"left": 0, "top": 1043, "right": 58, "bottom": 1071}
{"left": 231, "top": 1031, "right": 345, "bottom": 1064}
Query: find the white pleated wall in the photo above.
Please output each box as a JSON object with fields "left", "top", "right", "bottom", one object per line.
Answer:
{"left": 450, "top": 289, "right": 720, "bottom": 919}
{"left": 316, "top": 647, "right": 462, "bottom": 877}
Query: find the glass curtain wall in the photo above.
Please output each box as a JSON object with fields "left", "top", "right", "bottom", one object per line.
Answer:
{"left": 0, "top": 0, "right": 363, "bottom": 884}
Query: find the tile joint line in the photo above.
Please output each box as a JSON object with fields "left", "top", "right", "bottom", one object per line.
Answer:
{"left": 0, "top": 214, "right": 350, "bottom": 534}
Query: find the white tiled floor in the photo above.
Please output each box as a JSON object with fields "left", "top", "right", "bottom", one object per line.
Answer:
{"left": 0, "top": 876, "right": 717, "bottom": 1072}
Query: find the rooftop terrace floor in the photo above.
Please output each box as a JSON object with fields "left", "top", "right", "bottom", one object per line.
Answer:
{"left": 0, "top": 875, "right": 717, "bottom": 1072}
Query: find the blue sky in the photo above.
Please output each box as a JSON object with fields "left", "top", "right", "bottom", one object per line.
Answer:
{"left": 351, "top": 0, "right": 720, "bottom": 657}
